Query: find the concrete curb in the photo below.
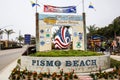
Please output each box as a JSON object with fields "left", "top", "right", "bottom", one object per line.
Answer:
{"left": 0, "top": 59, "right": 18, "bottom": 80}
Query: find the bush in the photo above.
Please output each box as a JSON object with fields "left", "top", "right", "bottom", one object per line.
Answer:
{"left": 110, "top": 58, "right": 120, "bottom": 69}
{"left": 30, "top": 50, "right": 102, "bottom": 57}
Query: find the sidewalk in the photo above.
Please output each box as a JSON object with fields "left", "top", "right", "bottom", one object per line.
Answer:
{"left": 102, "top": 51, "right": 120, "bottom": 61}
{"left": 0, "top": 59, "right": 18, "bottom": 80}
{"left": 110, "top": 55, "right": 120, "bottom": 61}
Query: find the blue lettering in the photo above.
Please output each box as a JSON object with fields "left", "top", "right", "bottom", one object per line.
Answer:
{"left": 32, "top": 59, "right": 97, "bottom": 67}
{"left": 37, "top": 60, "right": 39, "bottom": 66}
{"left": 46, "top": 61, "right": 53, "bottom": 66}
{"left": 80, "top": 60, "right": 85, "bottom": 66}
{"left": 32, "top": 60, "right": 36, "bottom": 66}
{"left": 86, "top": 60, "right": 90, "bottom": 66}
{"left": 55, "top": 60, "right": 61, "bottom": 66}
{"left": 73, "top": 60, "right": 79, "bottom": 66}
{"left": 91, "top": 60, "right": 96, "bottom": 65}
{"left": 66, "top": 61, "right": 72, "bottom": 66}
{"left": 40, "top": 60, "right": 45, "bottom": 66}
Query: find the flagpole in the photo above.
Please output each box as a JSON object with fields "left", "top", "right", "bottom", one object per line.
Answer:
{"left": 82, "top": 0, "right": 87, "bottom": 51}
{"left": 82, "top": 0, "right": 85, "bottom": 13}
{"left": 36, "top": 0, "right": 38, "bottom": 13}
{"left": 35, "top": 0, "right": 39, "bottom": 51}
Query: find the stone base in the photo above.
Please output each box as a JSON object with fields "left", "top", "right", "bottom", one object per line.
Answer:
{"left": 21, "top": 55, "right": 110, "bottom": 73}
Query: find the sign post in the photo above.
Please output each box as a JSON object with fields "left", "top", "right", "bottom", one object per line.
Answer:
{"left": 36, "top": 13, "right": 39, "bottom": 51}
{"left": 24, "top": 34, "right": 31, "bottom": 45}
{"left": 82, "top": 0, "right": 87, "bottom": 51}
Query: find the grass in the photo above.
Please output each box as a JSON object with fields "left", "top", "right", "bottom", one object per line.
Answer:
{"left": 30, "top": 50, "right": 102, "bottom": 57}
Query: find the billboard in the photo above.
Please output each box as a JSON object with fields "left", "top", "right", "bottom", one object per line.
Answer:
{"left": 38, "top": 14, "right": 84, "bottom": 51}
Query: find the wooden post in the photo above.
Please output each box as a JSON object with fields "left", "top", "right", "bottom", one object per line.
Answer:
{"left": 83, "top": 12, "right": 87, "bottom": 51}
{"left": 36, "top": 13, "right": 39, "bottom": 51}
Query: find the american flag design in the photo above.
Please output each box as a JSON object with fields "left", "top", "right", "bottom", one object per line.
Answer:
{"left": 54, "top": 26, "right": 71, "bottom": 49}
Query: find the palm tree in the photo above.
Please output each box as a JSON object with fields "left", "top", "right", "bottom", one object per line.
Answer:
{"left": 0, "top": 29, "right": 4, "bottom": 38}
{"left": 16, "top": 35, "right": 24, "bottom": 46}
{"left": 4, "top": 29, "right": 14, "bottom": 47}
{"left": 87, "top": 24, "right": 98, "bottom": 38}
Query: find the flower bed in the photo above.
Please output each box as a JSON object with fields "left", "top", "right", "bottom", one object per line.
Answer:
{"left": 9, "top": 66, "right": 79, "bottom": 80}
{"left": 89, "top": 67, "right": 120, "bottom": 80}
{"left": 9, "top": 60, "right": 120, "bottom": 80}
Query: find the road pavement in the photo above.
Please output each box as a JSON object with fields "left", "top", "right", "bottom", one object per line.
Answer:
{"left": 0, "top": 46, "right": 27, "bottom": 71}
{"left": 0, "top": 59, "right": 17, "bottom": 80}
{"left": 0, "top": 46, "right": 28, "bottom": 80}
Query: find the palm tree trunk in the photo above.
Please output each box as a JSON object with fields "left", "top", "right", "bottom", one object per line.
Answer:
{"left": 8, "top": 34, "right": 9, "bottom": 47}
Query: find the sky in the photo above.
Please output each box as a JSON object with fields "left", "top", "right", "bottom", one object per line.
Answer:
{"left": 0, "top": 0, "right": 120, "bottom": 41}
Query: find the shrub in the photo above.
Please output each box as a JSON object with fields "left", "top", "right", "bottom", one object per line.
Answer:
{"left": 30, "top": 50, "right": 102, "bottom": 57}
{"left": 110, "top": 58, "right": 120, "bottom": 69}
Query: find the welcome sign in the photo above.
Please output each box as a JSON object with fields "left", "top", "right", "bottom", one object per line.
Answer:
{"left": 21, "top": 55, "right": 110, "bottom": 73}
{"left": 38, "top": 14, "right": 84, "bottom": 51}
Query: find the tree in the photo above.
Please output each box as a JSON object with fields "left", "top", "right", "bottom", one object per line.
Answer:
{"left": 4, "top": 29, "right": 14, "bottom": 41}
{"left": 16, "top": 35, "right": 24, "bottom": 46}
{"left": 31, "top": 36, "right": 36, "bottom": 44}
{"left": 0, "top": 29, "right": 4, "bottom": 39}
{"left": 0, "top": 30, "right": 4, "bottom": 35}
{"left": 4, "top": 29, "right": 14, "bottom": 47}
{"left": 89, "top": 16, "right": 120, "bottom": 40}
{"left": 112, "top": 16, "right": 120, "bottom": 39}
{"left": 87, "top": 24, "right": 98, "bottom": 38}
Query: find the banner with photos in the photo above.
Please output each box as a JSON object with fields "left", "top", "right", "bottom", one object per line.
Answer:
{"left": 44, "top": 5, "right": 76, "bottom": 13}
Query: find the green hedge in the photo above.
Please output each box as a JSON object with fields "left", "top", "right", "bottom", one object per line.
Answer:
{"left": 30, "top": 50, "right": 102, "bottom": 57}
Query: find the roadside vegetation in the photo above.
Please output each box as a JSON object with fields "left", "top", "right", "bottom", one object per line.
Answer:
{"left": 110, "top": 58, "right": 120, "bottom": 69}
{"left": 89, "top": 58, "right": 120, "bottom": 80}
{"left": 87, "top": 16, "right": 120, "bottom": 39}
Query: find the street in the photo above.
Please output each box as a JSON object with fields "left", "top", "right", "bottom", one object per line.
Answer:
{"left": 0, "top": 46, "right": 27, "bottom": 71}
